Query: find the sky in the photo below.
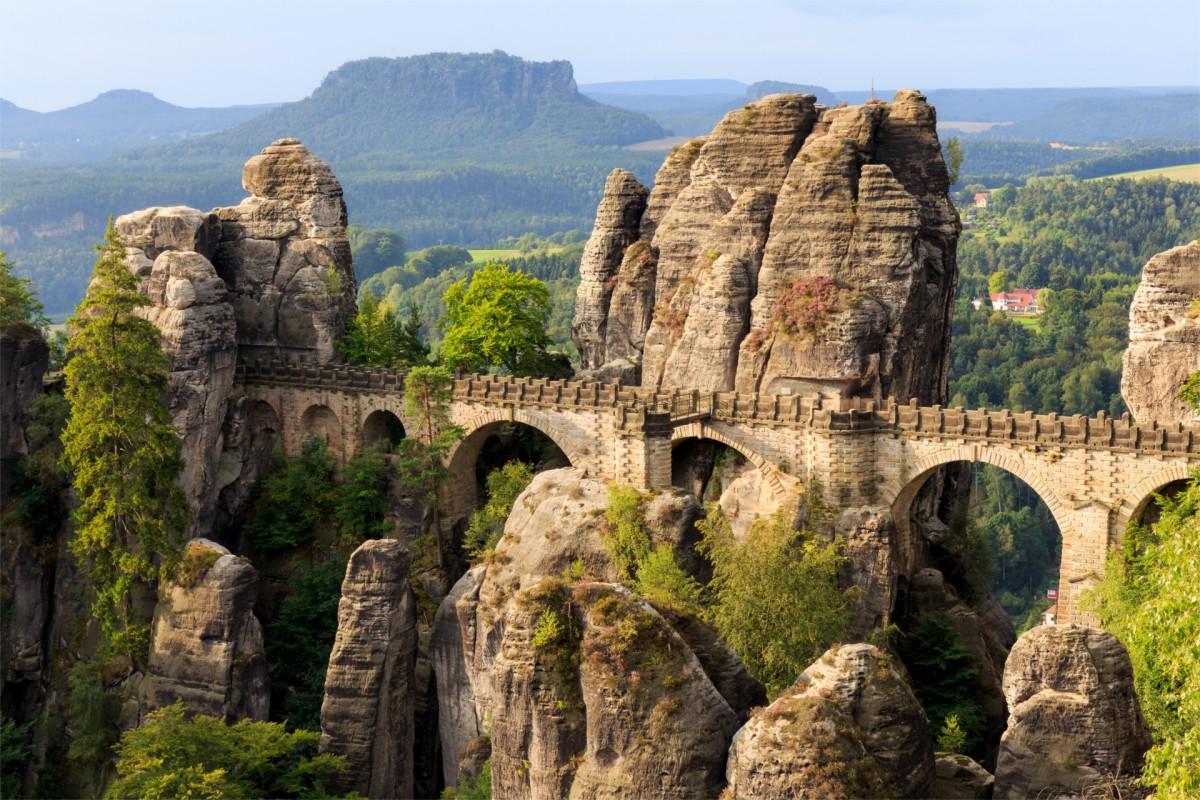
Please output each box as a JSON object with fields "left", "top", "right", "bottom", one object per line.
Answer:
{"left": 3, "top": 0, "right": 1199, "bottom": 111}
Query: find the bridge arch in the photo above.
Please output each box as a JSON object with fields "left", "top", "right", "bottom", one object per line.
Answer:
{"left": 443, "top": 408, "right": 584, "bottom": 526}
{"left": 1115, "top": 463, "right": 1195, "bottom": 534}
{"left": 884, "top": 443, "right": 1075, "bottom": 549}
{"left": 300, "top": 404, "right": 343, "bottom": 459}
{"left": 362, "top": 409, "right": 406, "bottom": 452}
{"left": 670, "top": 420, "right": 791, "bottom": 502}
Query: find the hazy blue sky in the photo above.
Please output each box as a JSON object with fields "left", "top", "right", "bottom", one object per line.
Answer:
{"left": 4, "top": 0, "right": 1199, "bottom": 110}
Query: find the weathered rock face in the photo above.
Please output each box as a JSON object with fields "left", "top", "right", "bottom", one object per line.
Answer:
{"left": 431, "top": 468, "right": 763, "bottom": 796}
{"left": 320, "top": 539, "right": 417, "bottom": 800}
{"left": 907, "top": 568, "right": 1010, "bottom": 746}
{"left": 1121, "top": 239, "right": 1200, "bottom": 425}
{"left": 141, "top": 539, "right": 268, "bottom": 722}
{"left": 574, "top": 91, "right": 959, "bottom": 403}
{"left": 725, "top": 643, "right": 935, "bottom": 799}
{"left": 573, "top": 170, "right": 648, "bottom": 371}
{"left": 933, "top": 753, "right": 994, "bottom": 799}
{"left": 993, "top": 624, "right": 1152, "bottom": 799}
{"left": 213, "top": 138, "right": 357, "bottom": 363}
{"left": 113, "top": 139, "right": 355, "bottom": 539}
{"left": 0, "top": 324, "right": 49, "bottom": 465}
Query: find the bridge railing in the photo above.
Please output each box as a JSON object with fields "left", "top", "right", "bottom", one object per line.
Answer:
{"left": 235, "top": 357, "right": 1200, "bottom": 456}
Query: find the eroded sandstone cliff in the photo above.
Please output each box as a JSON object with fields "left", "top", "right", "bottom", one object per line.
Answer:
{"left": 112, "top": 138, "right": 357, "bottom": 540}
{"left": 431, "top": 468, "right": 764, "bottom": 798}
{"left": 574, "top": 90, "right": 959, "bottom": 404}
{"left": 1121, "top": 239, "right": 1200, "bottom": 425}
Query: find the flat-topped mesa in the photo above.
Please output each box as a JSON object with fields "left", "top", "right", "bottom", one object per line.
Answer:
{"left": 1121, "top": 240, "right": 1200, "bottom": 426}
{"left": 573, "top": 89, "right": 960, "bottom": 405}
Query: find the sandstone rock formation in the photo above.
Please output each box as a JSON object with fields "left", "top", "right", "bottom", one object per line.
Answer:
{"left": 320, "top": 539, "right": 417, "bottom": 800}
{"left": 932, "top": 753, "right": 994, "bottom": 799}
{"left": 725, "top": 643, "right": 935, "bottom": 799}
{"left": 141, "top": 539, "right": 268, "bottom": 722}
{"left": 993, "top": 624, "right": 1152, "bottom": 799}
{"left": 574, "top": 91, "right": 959, "bottom": 404}
{"left": 1121, "top": 239, "right": 1200, "bottom": 425}
{"left": 0, "top": 322, "right": 48, "bottom": 466}
{"left": 214, "top": 138, "right": 356, "bottom": 363}
{"left": 431, "top": 468, "right": 763, "bottom": 796}
{"left": 111, "top": 139, "right": 356, "bottom": 539}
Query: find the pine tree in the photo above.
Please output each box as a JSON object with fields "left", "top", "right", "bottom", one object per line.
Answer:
{"left": 61, "top": 221, "right": 189, "bottom": 659}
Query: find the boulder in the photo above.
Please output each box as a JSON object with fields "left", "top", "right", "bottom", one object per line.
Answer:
{"left": 573, "top": 90, "right": 959, "bottom": 406}
{"left": 993, "top": 625, "right": 1152, "bottom": 799}
{"left": 1121, "top": 239, "right": 1200, "bottom": 425}
{"left": 431, "top": 468, "right": 761, "bottom": 797}
{"left": 933, "top": 753, "right": 994, "bottom": 799}
{"left": 141, "top": 539, "right": 268, "bottom": 722}
{"left": 319, "top": 540, "right": 417, "bottom": 800}
{"left": 725, "top": 643, "right": 935, "bottom": 799}
{"left": 114, "top": 206, "right": 220, "bottom": 262}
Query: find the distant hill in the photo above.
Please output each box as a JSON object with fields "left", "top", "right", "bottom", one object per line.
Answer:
{"left": 835, "top": 86, "right": 1197, "bottom": 122}
{"left": 579, "top": 79, "right": 747, "bottom": 97}
{"left": 1, "top": 52, "right": 665, "bottom": 313}
{"left": 583, "top": 80, "right": 840, "bottom": 136}
{"left": 133, "top": 52, "right": 667, "bottom": 166}
{"left": 0, "top": 90, "right": 274, "bottom": 162}
{"left": 980, "top": 93, "right": 1200, "bottom": 144}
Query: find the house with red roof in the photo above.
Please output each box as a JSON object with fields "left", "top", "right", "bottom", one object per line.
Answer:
{"left": 990, "top": 288, "right": 1041, "bottom": 314}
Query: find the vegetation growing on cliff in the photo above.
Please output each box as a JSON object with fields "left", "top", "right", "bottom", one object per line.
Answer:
{"left": 896, "top": 613, "right": 988, "bottom": 756}
{"left": 106, "top": 703, "right": 355, "bottom": 800}
{"left": 338, "top": 291, "right": 428, "bottom": 368}
{"left": 61, "top": 223, "right": 188, "bottom": 658}
{"left": 697, "top": 506, "right": 851, "bottom": 697}
{"left": 464, "top": 460, "right": 535, "bottom": 560}
{"left": 0, "top": 251, "right": 49, "bottom": 329}
{"left": 1090, "top": 471, "right": 1200, "bottom": 798}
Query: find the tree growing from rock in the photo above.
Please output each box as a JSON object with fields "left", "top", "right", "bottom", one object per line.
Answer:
{"left": 61, "top": 222, "right": 188, "bottom": 658}
{"left": 106, "top": 703, "right": 352, "bottom": 800}
{"left": 0, "top": 251, "right": 49, "bottom": 330}
{"left": 398, "top": 366, "right": 463, "bottom": 568}
{"left": 1091, "top": 470, "right": 1200, "bottom": 798}
{"left": 696, "top": 506, "right": 851, "bottom": 697}
{"left": 439, "top": 261, "right": 568, "bottom": 376}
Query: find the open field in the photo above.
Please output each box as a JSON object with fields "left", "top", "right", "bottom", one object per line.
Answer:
{"left": 1010, "top": 313, "right": 1042, "bottom": 332}
{"left": 467, "top": 248, "right": 525, "bottom": 261}
{"left": 624, "top": 135, "right": 692, "bottom": 151}
{"left": 1090, "top": 163, "right": 1200, "bottom": 183}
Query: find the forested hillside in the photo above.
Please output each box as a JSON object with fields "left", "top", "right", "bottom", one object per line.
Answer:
{"left": 950, "top": 177, "right": 1200, "bottom": 415}
{"left": 0, "top": 52, "right": 663, "bottom": 314}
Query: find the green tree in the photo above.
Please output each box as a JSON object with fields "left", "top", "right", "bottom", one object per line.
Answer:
{"left": 61, "top": 222, "right": 189, "bottom": 657}
{"left": 348, "top": 224, "right": 405, "bottom": 281}
{"left": 1090, "top": 471, "right": 1200, "bottom": 798}
{"left": 1, "top": 717, "right": 30, "bottom": 799}
{"left": 106, "top": 703, "right": 354, "bottom": 800}
{"left": 336, "top": 449, "right": 393, "bottom": 545}
{"left": 945, "top": 137, "right": 964, "bottom": 186}
{"left": 0, "top": 251, "right": 49, "bottom": 329}
{"left": 439, "top": 261, "right": 560, "bottom": 376}
{"left": 463, "top": 460, "right": 535, "bottom": 559}
{"left": 247, "top": 437, "right": 337, "bottom": 552}
{"left": 896, "top": 613, "right": 986, "bottom": 755}
{"left": 398, "top": 366, "right": 463, "bottom": 568}
{"left": 65, "top": 661, "right": 119, "bottom": 778}
{"left": 338, "top": 293, "right": 428, "bottom": 368}
{"left": 1177, "top": 370, "right": 1200, "bottom": 412}
{"left": 697, "top": 506, "right": 852, "bottom": 697}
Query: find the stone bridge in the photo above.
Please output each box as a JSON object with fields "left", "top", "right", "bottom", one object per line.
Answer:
{"left": 236, "top": 358, "right": 1200, "bottom": 624}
